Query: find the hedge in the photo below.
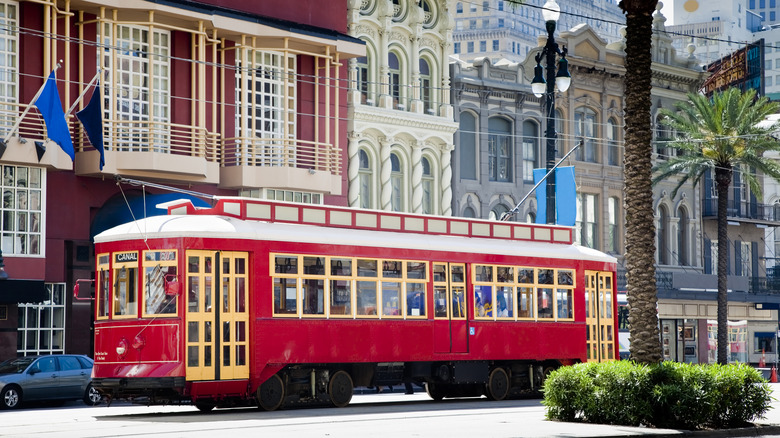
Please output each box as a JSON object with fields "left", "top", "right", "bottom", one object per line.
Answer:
{"left": 542, "top": 361, "right": 771, "bottom": 430}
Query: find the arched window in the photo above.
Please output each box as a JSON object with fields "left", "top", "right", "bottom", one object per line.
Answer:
{"left": 607, "top": 117, "right": 619, "bottom": 166}
{"left": 359, "top": 149, "right": 372, "bottom": 209}
{"left": 658, "top": 205, "right": 669, "bottom": 265}
{"left": 463, "top": 206, "right": 476, "bottom": 218}
{"left": 488, "top": 117, "right": 512, "bottom": 182}
{"left": 522, "top": 120, "right": 539, "bottom": 182}
{"left": 421, "top": 157, "right": 434, "bottom": 214}
{"left": 456, "top": 2, "right": 463, "bottom": 13}
{"left": 391, "top": 152, "right": 403, "bottom": 211}
{"left": 575, "top": 107, "right": 597, "bottom": 162}
{"left": 419, "top": 58, "right": 433, "bottom": 114}
{"left": 577, "top": 193, "right": 598, "bottom": 249}
{"left": 678, "top": 206, "right": 689, "bottom": 266}
{"left": 388, "top": 52, "right": 401, "bottom": 109}
{"left": 489, "top": 204, "right": 509, "bottom": 221}
{"left": 526, "top": 212, "right": 536, "bottom": 224}
{"left": 554, "top": 109, "right": 564, "bottom": 158}
{"left": 655, "top": 114, "right": 670, "bottom": 159}
{"left": 356, "top": 56, "right": 370, "bottom": 104}
{"left": 459, "top": 112, "right": 477, "bottom": 180}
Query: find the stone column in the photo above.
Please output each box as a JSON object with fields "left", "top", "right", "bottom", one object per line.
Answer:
{"left": 347, "top": 131, "right": 361, "bottom": 207}
{"left": 411, "top": 142, "right": 423, "bottom": 213}
{"left": 440, "top": 143, "right": 454, "bottom": 216}
{"left": 380, "top": 137, "right": 393, "bottom": 210}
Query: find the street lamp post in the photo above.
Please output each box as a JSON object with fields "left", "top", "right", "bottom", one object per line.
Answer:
{"left": 531, "top": 0, "right": 571, "bottom": 225}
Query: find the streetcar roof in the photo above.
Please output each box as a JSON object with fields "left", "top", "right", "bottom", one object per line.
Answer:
{"left": 95, "top": 215, "right": 616, "bottom": 264}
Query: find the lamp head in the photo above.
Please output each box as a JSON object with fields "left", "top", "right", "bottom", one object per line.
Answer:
{"left": 542, "top": 0, "right": 560, "bottom": 23}
{"left": 555, "top": 56, "right": 571, "bottom": 92}
{"left": 531, "top": 62, "right": 546, "bottom": 98}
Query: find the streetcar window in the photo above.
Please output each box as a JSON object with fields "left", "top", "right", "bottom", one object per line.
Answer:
{"left": 518, "top": 268, "right": 534, "bottom": 284}
{"left": 356, "top": 281, "right": 378, "bottom": 315}
{"left": 451, "top": 265, "right": 465, "bottom": 283}
{"left": 113, "top": 252, "right": 139, "bottom": 318}
{"left": 537, "top": 288, "right": 553, "bottom": 318}
{"left": 558, "top": 270, "right": 574, "bottom": 285}
{"left": 383, "top": 261, "right": 402, "bottom": 278}
{"left": 96, "top": 254, "right": 110, "bottom": 319}
{"left": 144, "top": 265, "right": 178, "bottom": 315}
{"left": 433, "top": 264, "right": 446, "bottom": 282}
{"left": 275, "top": 255, "right": 297, "bottom": 274}
{"left": 451, "top": 286, "right": 466, "bottom": 319}
{"left": 496, "top": 286, "right": 513, "bottom": 318}
{"left": 382, "top": 281, "right": 401, "bottom": 316}
{"left": 406, "top": 283, "right": 425, "bottom": 317}
{"left": 434, "top": 285, "right": 447, "bottom": 317}
{"left": 497, "top": 266, "right": 514, "bottom": 283}
{"left": 538, "top": 269, "right": 554, "bottom": 284}
{"left": 406, "top": 261, "right": 427, "bottom": 280}
{"left": 517, "top": 287, "right": 533, "bottom": 318}
{"left": 330, "top": 279, "right": 352, "bottom": 315}
{"left": 556, "top": 288, "right": 572, "bottom": 319}
{"left": 274, "top": 278, "right": 298, "bottom": 315}
{"left": 304, "top": 256, "right": 325, "bottom": 275}
{"left": 474, "top": 285, "right": 493, "bottom": 317}
{"left": 357, "top": 259, "right": 377, "bottom": 277}
{"left": 475, "top": 265, "right": 492, "bottom": 282}
{"left": 302, "top": 279, "right": 325, "bottom": 315}
{"left": 331, "top": 258, "right": 352, "bottom": 276}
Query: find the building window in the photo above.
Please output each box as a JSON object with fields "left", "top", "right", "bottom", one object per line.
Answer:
{"left": 463, "top": 206, "right": 476, "bottom": 218}
{"left": 459, "top": 112, "right": 477, "bottom": 180}
{"left": 607, "top": 117, "right": 619, "bottom": 165}
{"left": 456, "top": 2, "right": 463, "bottom": 13}
{"left": 483, "top": 1, "right": 489, "bottom": 11}
{"left": 17, "top": 283, "right": 66, "bottom": 355}
{"left": 470, "top": 2, "right": 477, "bottom": 12}
{"left": 658, "top": 205, "right": 669, "bottom": 265}
{"left": 678, "top": 207, "right": 689, "bottom": 266}
{"left": 654, "top": 114, "right": 671, "bottom": 159}
{"left": 576, "top": 193, "right": 598, "bottom": 249}
{"left": 498, "top": 0, "right": 504, "bottom": 11}
{"left": 235, "top": 49, "right": 296, "bottom": 165}
{"left": 0, "top": 0, "right": 17, "bottom": 135}
{"left": 469, "top": 19, "right": 476, "bottom": 29}
{"left": 467, "top": 41, "right": 474, "bottom": 52}
{"left": 488, "top": 117, "right": 512, "bottom": 182}
{"left": 102, "top": 23, "right": 170, "bottom": 152}
{"left": 239, "top": 189, "right": 323, "bottom": 205}
{"left": 489, "top": 204, "right": 509, "bottom": 221}
{"left": 421, "top": 157, "right": 434, "bottom": 214}
{"left": 575, "top": 108, "right": 597, "bottom": 162}
{"left": 391, "top": 152, "right": 404, "bottom": 211}
{"left": 554, "top": 109, "right": 563, "bottom": 158}
{"left": 356, "top": 56, "right": 370, "bottom": 104}
{"left": 480, "top": 40, "right": 486, "bottom": 52}
{"left": 498, "top": 18, "right": 504, "bottom": 28}
{"left": 419, "top": 58, "right": 433, "bottom": 114}
{"left": 359, "top": 149, "right": 372, "bottom": 209}
{"left": 2, "top": 165, "right": 43, "bottom": 256}
{"left": 454, "top": 42, "right": 461, "bottom": 54}
{"left": 388, "top": 52, "right": 402, "bottom": 109}
{"left": 739, "top": 241, "right": 752, "bottom": 277}
{"left": 522, "top": 120, "right": 538, "bottom": 182}
{"left": 608, "top": 197, "right": 619, "bottom": 254}
{"left": 492, "top": 40, "right": 499, "bottom": 51}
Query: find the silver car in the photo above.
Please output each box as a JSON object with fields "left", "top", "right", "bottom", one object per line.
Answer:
{"left": 0, "top": 354, "right": 102, "bottom": 409}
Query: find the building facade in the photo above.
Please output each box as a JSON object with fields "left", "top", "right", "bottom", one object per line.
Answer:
{"left": 346, "top": 0, "right": 458, "bottom": 215}
{"left": 0, "top": 0, "right": 363, "bottom": 358}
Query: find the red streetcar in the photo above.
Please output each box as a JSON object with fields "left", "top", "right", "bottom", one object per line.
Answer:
{"left": 90, "top": 197, "right": 618, "bottom": 411}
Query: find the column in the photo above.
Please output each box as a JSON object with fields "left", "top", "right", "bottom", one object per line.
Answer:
{"left": 347, "top": 131, "right": 361, "bottom": 207}
{"left": 441, "top": 143, "right": 454, "bottom": 216}
{"left": 380, "top": 137, "right": 393, "bottom": 211}
{"left": 411, "top": 142, "right": 423, "bottom": 213}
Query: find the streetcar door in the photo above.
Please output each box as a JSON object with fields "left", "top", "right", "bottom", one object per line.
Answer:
{"left": 185, "top": 251, "right": 250, "bottom": 381}
{"left": 585, "top": 271, "right": 617, "bottom": 362}
{"left": 433, "top": 263, "right": 468, "bottom": 353}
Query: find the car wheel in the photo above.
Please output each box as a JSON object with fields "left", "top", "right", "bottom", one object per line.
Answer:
{"left": 83, "top": 384, "right": 102, "bottom": 406}
{"left": 1, "top": 385, "right": 21, "bottom": 409}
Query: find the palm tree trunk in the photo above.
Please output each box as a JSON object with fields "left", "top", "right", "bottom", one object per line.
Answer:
{"left": 621, "top": 0, "right": 662, "bottom": 364}
{"left": 715, "top": 166, "right": 732, "bottom": 365}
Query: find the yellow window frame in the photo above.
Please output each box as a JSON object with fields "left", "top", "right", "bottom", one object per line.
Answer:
{"left": 142, "top": 250, "right": 179, "bottom": 318}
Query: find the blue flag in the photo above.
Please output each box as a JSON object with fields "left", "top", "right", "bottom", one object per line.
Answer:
{"left": 533, "top": 166, "right": 577, "bottom": 226}
{"left": 76, "top": 81, "right": 104, "bottom": 170}
{"left": 34, "top": 71, "right": 74, "bottom": 161}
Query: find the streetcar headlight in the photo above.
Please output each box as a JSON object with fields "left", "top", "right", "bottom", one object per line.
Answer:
{"left": 116, "top": 338, "right": 128, "bottom": 357}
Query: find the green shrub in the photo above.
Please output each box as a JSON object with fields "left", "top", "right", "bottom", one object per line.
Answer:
{"left": 542, "top": 361, "right": 771, "bottom": 430}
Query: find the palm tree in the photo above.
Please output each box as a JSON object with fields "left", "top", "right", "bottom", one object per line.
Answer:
{"left": 619, "top": 0, "right": 662, "bottom": 364}
{"left": 653, "top": 88, "right": 780, "bottom": 364}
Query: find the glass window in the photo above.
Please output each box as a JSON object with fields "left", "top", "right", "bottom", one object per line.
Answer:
{"left": 488, "top": 118, "right": 512, "bottom": 182}
{"left": 421, "top": 157, "right": 434, "bottom": 214}
{"left": 459, "top": 112, "right": 477, "bottom": 180}
{"left": 522, "top": 121, "right": 538, "bottom": 182}
{"left": 273, "top": 277, "right": 297, "bottom": 315}
{"left": 359, "top": 149, "right": 372, "bottom": 209}
{"left": 607, "top": 197, "right": 619, "bottom": 254}
{"left": 357, "top": 280, "right": 378, "bottom": 315}
{"left": 576, "top": 193, "right": 599, "bottom": 249}
{"left": 388, "top": 52, "right": 402, "bottom": 109}
{"left": 143, "top": 250, "right": 178, "bottom": 316}
{"left": 537, "top": 287, "right": 553, "bottom": 318}
{"left": 382, "top": 281, "right": 401, "bottom": 316}
{"left": 406, "top": 283, "right": 425, "bottom": 316}
{"left": 575, "top": 108, "right": 597, "bottom": 162}
{"left": 496, "top": 286, "right": 513, "bottom": 318}
{"left": 17, "top": 283, "right": 66, "bottom": 355}
{"left": 391, "top": 153, "right": 404, "bottom": 211}
{"left": 474, "top": 285, "right": 493, "bottom": 317}
{"left": 102, "top": 24, "right": 170, "bottom": 152}
{"left": 113, "top": 252, "right": 138, "bottom": 318}
{"left": 0, "top": 0, "right": 17, "bottom": 136}
{"left": 356, "top": 56, "right": 370, "bottom": 104}
{"left": 517, "top": 287, "right": 533, "bottom": 318}
{"left": 96, "top": 254, "right": 110, "bottom": 319}
{"left": 658, "top": 205, "right": 669, "bottom": 264}
{"left": 607, "top": 118, "right": 619, "bottom": 165}
{"left": 419, "top": 58, "right": 433, "bottom": 114}
{"left": 1, "top": 166, "right": 43, "bottom": 256}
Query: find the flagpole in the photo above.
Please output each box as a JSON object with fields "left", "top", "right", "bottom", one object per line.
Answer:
{"left": 3, "top": 61, "right": 62, "bottom": 143}
{"left": 66, "top": 69, "right": 101, "bottom": 117}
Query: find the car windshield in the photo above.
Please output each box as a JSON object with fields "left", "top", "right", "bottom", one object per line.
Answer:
{"left": 0, "top": 357, "right": 36, "bottom": 374}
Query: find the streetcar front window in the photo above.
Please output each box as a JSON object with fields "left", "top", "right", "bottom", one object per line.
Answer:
{"left": 96, "top": 254, "right": 110, "bottom": 319}
{"left": 113, "top": 252, "right": 139, "bottom": 318}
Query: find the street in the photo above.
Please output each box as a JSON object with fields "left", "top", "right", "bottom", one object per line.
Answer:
{"left": 6, "top": 385, "right": 780, "bottom": 438}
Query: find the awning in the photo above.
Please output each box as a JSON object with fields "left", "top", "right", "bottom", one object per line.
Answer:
{"left": 0, "top": 279, "right": 47, "bottom": 304}
{"left": 755, "top": 332, "right": 776, "bottom": 338}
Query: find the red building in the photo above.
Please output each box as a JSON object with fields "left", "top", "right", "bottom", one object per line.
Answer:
{"left": 0, "top": 0, "right": 363, "bottom": 358}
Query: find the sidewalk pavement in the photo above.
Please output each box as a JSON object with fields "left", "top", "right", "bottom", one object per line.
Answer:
{"left": 354, "top": 382, "right": 780, "bottom": 437}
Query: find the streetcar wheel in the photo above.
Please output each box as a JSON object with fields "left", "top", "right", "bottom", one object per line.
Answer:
{"left": 1, "top": 385, "right": 21, "bottom": 409}
{"left": 328, "top": 370, "right": 353, "bottom": 408}
{"left": 425, "top": 382, "right": 445, "bottom": 401}
{"left": 486, "top": 367, "right": 509, "bottom": 401}
{"left": 195, "top": 401, "right": 215, "bottom": 412}
{"left": 257, "top": 374, "right": 285, "bottom": 411}
{"left": 83, "top": 384, "right": 103, "bottom": 406}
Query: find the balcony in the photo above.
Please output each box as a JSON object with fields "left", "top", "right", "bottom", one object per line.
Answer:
{"left": 0, "top": 102, "right": 74, "bottom": 170}
{"left": 702, "top": 198, "right": 780, "bottom": 225}
{"left": 74, "top": 118, "right": 220, "bottom": 184}
{"left": 220, "top": 136, "right": 342, "bottom": 195}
